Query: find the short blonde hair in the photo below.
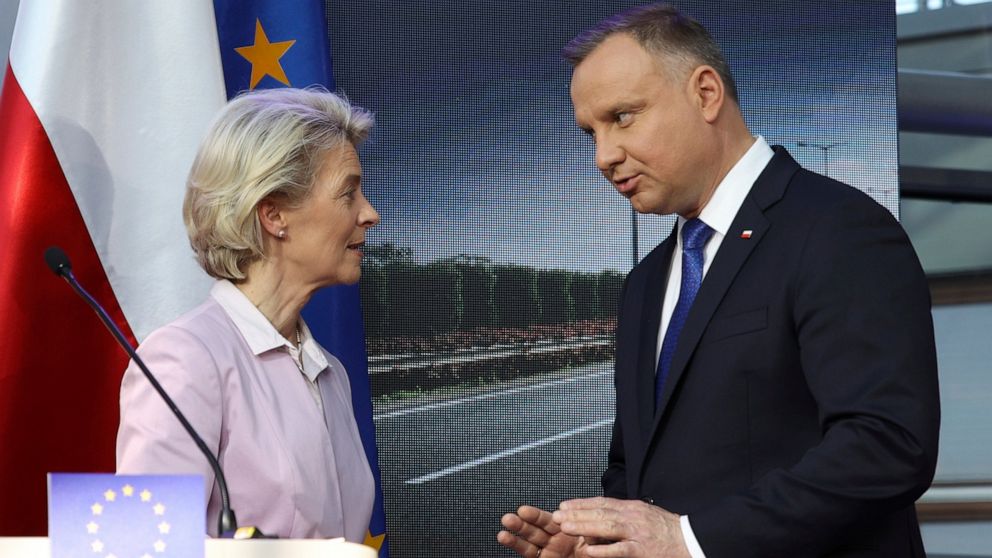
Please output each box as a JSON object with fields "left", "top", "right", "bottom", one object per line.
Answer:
{"left": 183, "top": 87, "right": 374, "bottom": 280}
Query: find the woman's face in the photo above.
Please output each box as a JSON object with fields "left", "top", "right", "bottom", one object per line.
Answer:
{"left": 281, "top": 142, "right": 379, "bottom": 287}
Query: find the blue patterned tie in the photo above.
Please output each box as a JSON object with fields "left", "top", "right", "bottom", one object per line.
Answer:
{"left": 656, "top": 218, "right": 714, "bottom": 408}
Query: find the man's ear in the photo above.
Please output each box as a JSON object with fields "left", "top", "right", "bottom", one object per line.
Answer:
{"left": 691, "top": 64, "right": 726, "bottom": 124}
{"left": 257, "top": 197, "right": 288, "bottom": 238}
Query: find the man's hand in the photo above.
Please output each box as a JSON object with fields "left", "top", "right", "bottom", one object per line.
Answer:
{"left": 552, "top": 497, "right": 690, "bottom": 558}
{"left": 498, "top": 505, "right": 583, "bottom": 558}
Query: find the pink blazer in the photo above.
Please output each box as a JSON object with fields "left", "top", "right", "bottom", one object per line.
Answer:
{"left": 116, "top": 294, "right": 374, "bottom": 540}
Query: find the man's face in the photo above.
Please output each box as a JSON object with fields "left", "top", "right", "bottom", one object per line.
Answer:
{"left": 570, "top": 33, "right": 712, "bottom": 217}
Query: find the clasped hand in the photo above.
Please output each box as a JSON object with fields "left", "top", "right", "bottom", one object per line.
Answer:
{"left": 498, "top": 497, "right": 690, "bottom": 558}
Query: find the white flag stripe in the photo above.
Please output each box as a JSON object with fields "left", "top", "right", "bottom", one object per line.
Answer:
{"left": 9, "top": 0, "right": 225, "bottom": 339}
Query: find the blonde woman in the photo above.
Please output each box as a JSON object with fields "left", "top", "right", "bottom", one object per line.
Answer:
{"left": 117, "top": 87, "right": 380, "bottom": 540}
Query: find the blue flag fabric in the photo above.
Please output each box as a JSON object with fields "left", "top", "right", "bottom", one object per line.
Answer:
{"left": 212, "top": 1, "right": 389, "bottom": 554}
{"left": 49, "top": 473, "right": 205, "bottom": 558}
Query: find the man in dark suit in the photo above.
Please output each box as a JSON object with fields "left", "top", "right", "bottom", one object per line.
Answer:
{"left": 498, "top": 4, "right": 939, "bottom": 557}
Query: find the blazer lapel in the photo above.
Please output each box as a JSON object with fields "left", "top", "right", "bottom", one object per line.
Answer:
{"left": 651, "top": 147, "right": 799, "bottom": 430}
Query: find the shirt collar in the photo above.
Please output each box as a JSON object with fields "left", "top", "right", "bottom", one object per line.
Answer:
{"left": 683, "top": 135, "right": 774, "bottom": 236}
{"left": 210, "top": 280, "right": 328, "bottom": 381}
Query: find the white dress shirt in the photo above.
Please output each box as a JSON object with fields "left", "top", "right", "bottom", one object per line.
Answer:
{"left": 211, "top": 279, "right": 328, "bottom": 411}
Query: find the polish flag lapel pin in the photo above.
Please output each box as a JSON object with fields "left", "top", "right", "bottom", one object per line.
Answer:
{"left": 740, "top": 229, "right": 753, "bottom": 239}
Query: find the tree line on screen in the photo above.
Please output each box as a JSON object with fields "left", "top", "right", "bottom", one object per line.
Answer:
{"left": 360, "top": 243, "right": 625, "bottom": 338}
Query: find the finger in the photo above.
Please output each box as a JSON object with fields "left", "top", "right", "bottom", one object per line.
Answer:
{"left": 559, "top": 496, "right": 622, "bottom": 511}
{"left": 517, "top": 505, "right": 562, "bottom": 535}
{"left": 555, "top": 498, "right": 651, "bottom": 527}
{"left": 511, "top": 516, "right": 557, "bottom": 548}
{"left": 582, "top": 540, "right": 635, "bottom": 558}
{"left": 558, "top": 516, "right": 629, "bottom": 542}
{"left": 496, "top": 530, "right": 543, "bottom": 558}
{"left": 502, "top": 512, "right": 525, "bottom": 532}
{"left": 553, "top": 506, "right": 619, "bottom": 528}
{"left": 499, "top": 507, "right": 559, "bottom": 549}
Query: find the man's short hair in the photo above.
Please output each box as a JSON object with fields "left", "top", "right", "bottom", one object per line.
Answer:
{"left": 183, "top": 87, "right": 374, "bottom": 280}
{"left": 562, "top": 3, "right": 740, "bottom": 105}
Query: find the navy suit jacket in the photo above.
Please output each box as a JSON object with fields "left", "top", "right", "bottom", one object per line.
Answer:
{"left": 604, "top": 147, "right": 940, "bottom": 557}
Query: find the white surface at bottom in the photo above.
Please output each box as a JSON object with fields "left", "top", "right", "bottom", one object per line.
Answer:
{"left": 0, "top": 537, "right": 377, "bottom": 558}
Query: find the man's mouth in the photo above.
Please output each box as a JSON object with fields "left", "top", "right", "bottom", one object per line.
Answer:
{"left": 613, "top": 174, "right": 639, "bottom": 195}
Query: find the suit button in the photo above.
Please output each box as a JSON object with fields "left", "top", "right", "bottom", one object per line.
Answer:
{"left": 640, "top": 496, "right": 655, "bottom": 505}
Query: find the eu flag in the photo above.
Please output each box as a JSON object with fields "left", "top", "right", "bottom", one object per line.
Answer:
{"left": 213, "top": 1, "right": 388, "bottom": 554}
{"left": 49, "top": 474, "right": 204, "bottom": 558}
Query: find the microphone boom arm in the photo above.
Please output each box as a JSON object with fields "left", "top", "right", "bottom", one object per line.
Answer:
{"left": 48, "top": 248, "right": 237, "bottom": 536}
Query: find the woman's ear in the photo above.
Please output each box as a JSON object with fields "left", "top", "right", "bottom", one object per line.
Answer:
{"left": 257, "top": 197, "right": 288, "bottom": 238}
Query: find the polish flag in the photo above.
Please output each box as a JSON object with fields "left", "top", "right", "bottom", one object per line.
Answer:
{"left": 0, "top": 1, "right": 224, "bottom": 534}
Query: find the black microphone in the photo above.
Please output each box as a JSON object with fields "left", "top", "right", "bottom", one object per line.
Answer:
{"left": 44, "top": 246, "right": 240, "bottom": 537}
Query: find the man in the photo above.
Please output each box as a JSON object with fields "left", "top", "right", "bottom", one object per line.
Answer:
{"left": 498, "top": 4, "right": 939, "bottom": 557}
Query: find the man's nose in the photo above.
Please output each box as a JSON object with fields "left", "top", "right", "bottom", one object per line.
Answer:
{"left": 595, "top": 136, "right": 624, "bottom": 174}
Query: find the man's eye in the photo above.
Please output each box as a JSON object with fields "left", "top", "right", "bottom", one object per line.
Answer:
{"left": 616, "top": 112, "right": 632, "bottom": 125}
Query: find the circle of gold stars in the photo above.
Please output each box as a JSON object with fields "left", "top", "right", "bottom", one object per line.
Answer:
{"left": 87, "top": 483, "right": 171, "bottom": 557}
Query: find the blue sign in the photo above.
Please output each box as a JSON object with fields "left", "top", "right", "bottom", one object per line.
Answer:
{"left": 49, "top": 473, "right": 204, "bottom": 558}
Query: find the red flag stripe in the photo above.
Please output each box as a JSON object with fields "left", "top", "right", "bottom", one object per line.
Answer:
{"left": 0, "top": 65, "right": 134, "bottom": 535}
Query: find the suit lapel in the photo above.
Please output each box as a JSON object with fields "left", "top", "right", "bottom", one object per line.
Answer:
{"left": 618, "top": 228, "right": 677, "bottom": 491}
{"left": 634, "top": 230, "right": 675, "bottom": 453}
{"left": 650, "top": 147, "right": 799, "bottom": 432}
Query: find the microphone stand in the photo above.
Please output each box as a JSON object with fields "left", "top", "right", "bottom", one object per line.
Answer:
{"left": 44, "top": 246, "right": 238, "bottom": 536}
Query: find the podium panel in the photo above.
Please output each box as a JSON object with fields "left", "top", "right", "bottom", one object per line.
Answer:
{"left": 0, "top": 537, "right": 47, "bottom": 558}
{"left": 0, "top": 537, "right": 376, "bottom": 558}
{"left": 205, "top": 538, "right": 377, "bottom": 558}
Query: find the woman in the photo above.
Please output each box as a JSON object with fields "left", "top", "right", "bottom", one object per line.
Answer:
{"left": 116, "top": 87, "right": 380, "bottom": 541}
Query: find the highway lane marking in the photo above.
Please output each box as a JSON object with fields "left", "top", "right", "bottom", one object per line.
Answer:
{"left": 404, "top": 419, "right": 613, "bottom": 485}
{"left": 373, "top": 370, "right": 612, "bottom": 421}
{"left": 369, "top": 336, "right": 611, "bottom": 369}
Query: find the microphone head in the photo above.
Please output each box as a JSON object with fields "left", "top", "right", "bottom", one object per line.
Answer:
{"left": 44, "top": 246, "right": 72, "bottom": 276}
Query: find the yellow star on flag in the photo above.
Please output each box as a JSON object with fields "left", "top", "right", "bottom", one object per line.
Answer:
{"left": 86, "top": 521, "right": 99, "bottom": 534}
{"left": 103, "top": 489, "right": 116, "bottom": 502}
{"left": 154, "top": 539, "right": 166, "bottom": 552}
{"left": 158, "top": 521, "right": 171, "bottom": 534}
{"left": 153, "top": 503, "right": 166, "bottom": 516}
{"left": 122, "top": 484, "right": 134, "bottom": 497}
{"left": 140, "top": 489, "right": 152, "bottom": 502}
{"left": 90, "top": 503, "right": 103, "bottom": 515}
{"left": 235, "top": 19, "right": 296, "bottom": 89}
{"left": 90, "top": 539, "right": 104, "bottom": 552}
{"left": 364, "top": 530, "right": 385, "bottom": 552}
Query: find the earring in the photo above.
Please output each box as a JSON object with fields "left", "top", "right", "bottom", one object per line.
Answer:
{"left": 278, "top": 229, "right": 287, "bottom": 239}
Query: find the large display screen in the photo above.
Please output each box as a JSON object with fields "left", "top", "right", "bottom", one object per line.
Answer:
{"left": 328, "top": 1, "right": 898, "bottom": 555}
